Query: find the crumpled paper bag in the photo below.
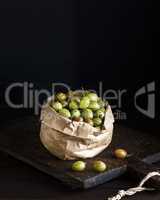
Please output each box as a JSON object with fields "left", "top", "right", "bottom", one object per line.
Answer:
{"left": 40, "top": 97, "right": 114, "bottom": 160}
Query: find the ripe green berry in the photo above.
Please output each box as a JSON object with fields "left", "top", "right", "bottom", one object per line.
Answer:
{"left": 56, "top": 92, "right": 67, "bottom": 101}
{"left": 82, "top": 109, "right": 93, "bottom": 120}
{"left": 87, "top": 93, "right": 98, "bottom": 101}
{"left": 95, "top": 109, "right": 105, "bottom": 119}
{"left": 88, "top": 101, "right": 100, "bottom": 111}
{"left": 93, "top": 118, "right": 102, "bottom": 126}
{"left": 71, "top": 109, "right": 81, "bottom": 118}
{"left": 79, "top": 97, "right": 90, "bottom": 109}
{"left": 51, "top": 101, "right": 62, "bottom": 111}
{"left": 72, "top": 161, "right": 86, "bottom": 172}
{"left": 59, "top": 108, "right": 71, "bottom": 118}
{"left": 93, "top": 161, "right": 107, "bottom": 172}
{"left": 69, "top": 100, "right": 78, "bottom": 110}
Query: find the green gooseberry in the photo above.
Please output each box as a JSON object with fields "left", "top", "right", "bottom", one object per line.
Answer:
{"left": 71, "top": 109, "right": 81, "bottom": 119}
{"left": 72, "top": 161, "right": 86, "bottom": 172}
{"left": 69, "top": 100, "right": 78, "bottom": 110}
{"left": 59, "top": 108, "right": 71, "bottom": 118}
{"left": 95, "top": 109, "right": 105, "bottom": 119}
{"left": 79, "top": 97, "right": 90, "bottom": 109}
{"left": 99, "top": 107, "right": 106, "bottom": 113}
{"left": 93, "top": 161, "right": 107, "bottom": 172}
{"left": 93, "top": 117, "right": 102, "bottom": 126}
{"left": 82, "top": 109, "right": 93, "bottom": 120}
{"left": 88, "top": 101, "right": 100, "bottom": 111}
{"left": 87, "top": 93, "right": 98, "bottom": 101}
{"left": 51, "top": 101, "right": 62, "bottom": 111}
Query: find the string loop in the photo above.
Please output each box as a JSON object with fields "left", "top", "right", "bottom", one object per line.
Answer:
{"left": 108, "top": 171, "right": 160, "bottom": 200}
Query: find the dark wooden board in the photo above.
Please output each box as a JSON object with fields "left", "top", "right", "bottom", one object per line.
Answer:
{"left": 0, "top": 117, "right": 160, "bottom": 189}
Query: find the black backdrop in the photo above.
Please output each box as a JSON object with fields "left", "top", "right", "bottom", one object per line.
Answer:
{"left": 0, "top": 1, "right": 158, "bottom": 131}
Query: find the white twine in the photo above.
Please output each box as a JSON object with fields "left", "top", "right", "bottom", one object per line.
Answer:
{"left": 107, "top": 171, "right": 160, "bottom": 200}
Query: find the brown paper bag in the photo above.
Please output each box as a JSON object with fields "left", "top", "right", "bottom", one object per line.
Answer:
{"left": 40, "top": 97, "right": 114, "bottom": 160}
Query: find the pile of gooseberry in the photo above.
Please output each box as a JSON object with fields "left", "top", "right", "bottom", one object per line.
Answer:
{"left": 50, "top": 91, "right": 108, "bottom": 129}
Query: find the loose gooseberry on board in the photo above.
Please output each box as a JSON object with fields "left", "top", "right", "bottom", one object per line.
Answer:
{"left": 92, "top": 161, "right": 107, "bottom": 172}
{"left": 72, "top": 161, "right": 86, "bottom": 172}
{"left": 114, "top": 149, "right": 127, "bottom": 159}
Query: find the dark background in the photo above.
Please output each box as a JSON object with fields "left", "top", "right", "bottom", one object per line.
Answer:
{"left": 0, "top": 1, "right": 160, "bottom": 199}
{"left": 0, "top": 0, "right": 158, "bottom": 131}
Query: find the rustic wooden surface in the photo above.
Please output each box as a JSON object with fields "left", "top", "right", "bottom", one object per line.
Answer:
{"left": 0, "top": 117, "right": 160, "bottom": 189}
